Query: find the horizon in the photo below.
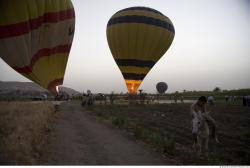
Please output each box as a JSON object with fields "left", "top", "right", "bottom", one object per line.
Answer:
{"left": 1, "top": 0, "right": 249, "bottom": 94}
{"left": 1, "top": 80, "right": 250, "bottom": 95}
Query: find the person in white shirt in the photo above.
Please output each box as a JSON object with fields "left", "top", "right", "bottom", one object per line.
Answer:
{"left": 190, "top": 96, "right": 219, "bottom": 147}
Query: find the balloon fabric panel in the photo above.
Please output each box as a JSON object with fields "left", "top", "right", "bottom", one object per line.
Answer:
{"left": 0, "top": 0, "right": 75, "bottom": 94}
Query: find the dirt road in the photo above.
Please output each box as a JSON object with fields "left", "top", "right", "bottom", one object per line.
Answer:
{"left": 44, "top": 101, "right": 173, "bottom": 165}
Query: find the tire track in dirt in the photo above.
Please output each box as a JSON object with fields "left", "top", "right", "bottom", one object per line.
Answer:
{"left": 44, "top": 101, "right": 174, "bottom": 165}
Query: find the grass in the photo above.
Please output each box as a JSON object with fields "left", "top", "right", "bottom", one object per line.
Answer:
{"left": 111, "top": 116, "right": 127, "bottom": 128}
{"left": 0, "top": 101, "right": 55, "bottom": 165}
{"left": 112, "top": 117, "right": 177, "bottom": 155}
{"left": 162, "top": 136, "right": 176, "bottom": 155}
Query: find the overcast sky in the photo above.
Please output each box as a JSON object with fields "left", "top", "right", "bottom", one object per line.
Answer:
{"left": 0, "top": 0, "right": 249, "bottom": 93}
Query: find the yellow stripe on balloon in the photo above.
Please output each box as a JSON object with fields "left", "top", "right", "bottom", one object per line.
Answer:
{"left": 0, "top": 0, "right": 73, "bottom": 26}
{"left": 20, "top": 53, "right": 68, "bottom": 90}
{"left": 119, "top": 66, "right": 150, "bottom": 74}
{"left": 107, "top": 23, "right": 174, "bottom": 61}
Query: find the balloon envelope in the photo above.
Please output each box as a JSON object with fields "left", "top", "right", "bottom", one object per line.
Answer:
{"left": 107, "top": 7, "right": 175, "bottom": 94}
{"left": 156, "top": 82, "right": 168, "bottom": 94}
{"left": 0, "top": 0, "right": 75, "bottom": 94}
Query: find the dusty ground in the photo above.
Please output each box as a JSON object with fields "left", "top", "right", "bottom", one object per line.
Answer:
{"left": 44, "top": 101, "right": 174, "bottom": 165}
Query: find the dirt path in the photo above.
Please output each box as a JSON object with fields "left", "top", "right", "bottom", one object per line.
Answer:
{"left": 44, "top": 101, "right": 173, "bottom": 165}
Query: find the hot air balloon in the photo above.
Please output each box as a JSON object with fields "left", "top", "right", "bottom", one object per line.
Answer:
{"left": 0, "top": 0, "right": 75, "bottom": 94}
{"left": 156, "top": 82, "right": 168, "bottom": 94}
{"left": 107, "top": 7, "right": 175, "bottom": 94}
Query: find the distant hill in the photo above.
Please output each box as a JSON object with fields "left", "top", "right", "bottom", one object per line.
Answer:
{"left": 0, "top": 81, "right": 47, "bottom": 92}
{"left": 58, "top": 86, "right": 81, "bottom": 96}
{"left": 0, "top": 81, "right": 80, "bottom": 98}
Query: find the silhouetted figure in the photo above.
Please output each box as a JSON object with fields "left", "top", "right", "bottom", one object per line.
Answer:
{"left": 247, "top": 95, "right": 250, "bottom": 107}
{"left": 81, "top": 93, "right": 87, "bottom": 106}
{"left": 82, "top": 90, "right": 94, "bottom": 106}
{"left": 244, "top": 95, "right": 250, "bottom": 107}
{"left": 225, "top": 96, "right": 229, "bottom": 103}
{"left": 208, "top": 96, "right": 214, "bottom": 105}
{"left": 243, "top": 96, "right": 247, "bottom": 106}
{"left": 174, "top": 95, "right": 178, "bottom": 103}
{"left": 110, "top": 94, "right": 114, "bottom": 105}
{"left": 229, "top": 95, "right": 234, "bottom": 104}
{"left": 87, "top": 93, "right": 94, "bottom": 106}
{"left": 180, "top": 96, "right": 184, "bottom": 103}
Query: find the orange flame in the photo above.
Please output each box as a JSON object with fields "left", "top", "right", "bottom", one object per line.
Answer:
{"left": 125, "top": 80, "right": 142, "bottom": 94}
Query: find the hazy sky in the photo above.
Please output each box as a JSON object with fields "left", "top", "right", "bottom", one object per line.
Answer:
{"left": 0, "top": 0, "right": 249, "bottom": 93}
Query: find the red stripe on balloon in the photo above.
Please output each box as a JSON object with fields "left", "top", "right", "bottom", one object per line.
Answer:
{"left": 0, "top": 8, "right": 75, "bottom": 38}
{"left": 12, "top": 44, "right": 71, "bottom": 73}
{"left": 48, "top": 78, "right": 64, "bottom": 95}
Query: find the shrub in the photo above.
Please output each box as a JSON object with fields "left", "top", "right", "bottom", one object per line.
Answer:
{"left": 112, "top": 116, "right": 126, "bottom": 128}
{"left": 162, "top": 136, "right": 176, "bottom": 155}
{"left": 133, "top": 124, "right": 150, "bottom": 140}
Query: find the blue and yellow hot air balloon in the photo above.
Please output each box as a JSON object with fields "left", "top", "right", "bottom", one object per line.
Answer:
{"left": 107, "top": 7, "right": 175, "bottom": 94}
{"left": 0, "top": 0, "right": 75, "bottom": 94}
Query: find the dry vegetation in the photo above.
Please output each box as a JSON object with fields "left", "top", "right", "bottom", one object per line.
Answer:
{"left": 0, "top": 101, "right": 55, "bottom": 165}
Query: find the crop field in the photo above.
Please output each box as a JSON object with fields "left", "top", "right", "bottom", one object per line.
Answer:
{"left": 0, "top": 101, "right": 55, "bottom": 165}
{"left": 86, "top": 102, "right": 250, "bottom": 165}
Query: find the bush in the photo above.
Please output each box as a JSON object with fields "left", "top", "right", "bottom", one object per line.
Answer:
{"left": 162, "top": 136, "right": 176, "bottom": 155}
{"left": 133, "top": 124, "right": 150, "bottom": 140}
{"left": 133, "top": 125, "right": 144, "bottom": 139}
{"left": 112, "top": 116, "right": 127, "bottom": 128}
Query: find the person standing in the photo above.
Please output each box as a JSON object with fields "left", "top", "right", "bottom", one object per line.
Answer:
{"left": 190, "top": 96, "right": 219, "bottom": 147}
{"left": 243, "top": 96, "right": 247, "bottom": 107}
{"left": 181, "top": 96, "right": 184, "bottom": 103}
{"left": 247, "top": 95, "right": 250, "bottom": 107}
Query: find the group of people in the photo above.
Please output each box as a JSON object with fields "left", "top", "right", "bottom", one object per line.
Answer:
{"left": 169, "top": 95, "right": 184, "bottom": 103}
{"left": 81, "top": 90, "right": 95, "bottom": 106}
{"left": 225, "top": 95, "right": 250, "bottom": 106}
{"left": 225, "top": 95, "right": 236, "bottom": 103}
{"left": 81, "top": 91, "right": 116, "bottom": 106}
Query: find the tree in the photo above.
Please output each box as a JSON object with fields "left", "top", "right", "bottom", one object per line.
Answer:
{"left": 213, "top": 87, "right": 221, "bottom": 92}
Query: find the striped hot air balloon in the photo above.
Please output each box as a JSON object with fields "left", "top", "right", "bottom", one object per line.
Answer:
{"left": 0, "top": 0, "right": 75, "bottom": 94}
{"left": 107, "top": 7, "right": 175, "bottom": 94}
